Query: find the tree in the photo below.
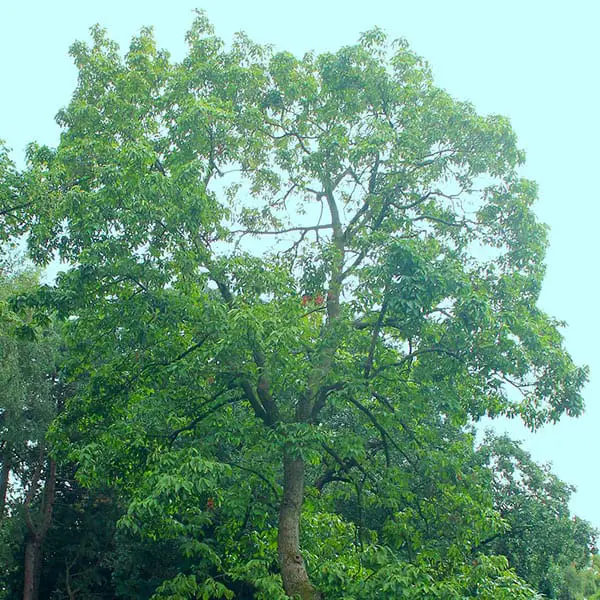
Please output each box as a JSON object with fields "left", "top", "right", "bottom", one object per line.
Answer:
{"left": 0, "top": 265, "right": 122, "bottom": 600}
{"left": 476, "top": 433, "right": 597, "bottom": 596}
{"left": 0, "top": 265, "right": 61, "bottom": 600}
{"left": 10, "top": 14, "right": 586, "bottom": 598}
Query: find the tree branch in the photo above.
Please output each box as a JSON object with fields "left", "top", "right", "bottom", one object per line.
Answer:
{"left": 229, "top": 463, "right": 281, "bottom": 500}
{"left": 372, "top": 347, "right": 462, "bottom": 376}
{"left": 168, "top": 392, "right": 240, "bottom": 444}
{"left": 24, "top": 446, "right": 44, "bottom": 534}
{"left": 0, "top": 201, "right": 33, "bottom": 217}
{"left": 232, "top": 224, "right": 333, "bottom": 236}
{"left": 364, "top": 294, "right": 388, "bottom": 379}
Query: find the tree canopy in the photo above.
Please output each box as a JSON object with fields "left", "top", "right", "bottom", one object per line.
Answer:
{"left": 0, "top": 13, "right": 593, "bottom": 600}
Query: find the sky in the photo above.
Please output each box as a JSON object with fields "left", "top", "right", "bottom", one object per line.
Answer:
{"left": 1, "top": 1, "right": 599, "bottom": 526}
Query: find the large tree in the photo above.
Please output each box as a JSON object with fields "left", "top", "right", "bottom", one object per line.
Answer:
{"left": 8, "top": 14, "right": 587, "bottom": 598}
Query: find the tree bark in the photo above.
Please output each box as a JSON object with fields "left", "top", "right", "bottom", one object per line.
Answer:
{"left": 23, "top": 535, "right": 42, "bottom": 600}
{"left": 278, "top": 448, "right": 322, "bottom": 599}
{"left": 23, "top": 457, "right": 56, "bottom": 600}
{"left": 0, "top": 447, "right": 10, "bottom": 520}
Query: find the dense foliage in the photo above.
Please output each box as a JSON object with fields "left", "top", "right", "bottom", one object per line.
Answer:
{"left": 0, "top": 14, "right": 596, "bottom": 599}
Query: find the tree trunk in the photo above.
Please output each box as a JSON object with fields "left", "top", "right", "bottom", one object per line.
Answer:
{"left": 23, "top": 535, "right": 42, "bottom": 600}
{"left": 0, "top": 448, "right": 10, "bottom": 520}
{"left": 278, "top": 448, "right": 322, "bottom": 599}
{"left": 23, "top": 457, "right": 56, "bottom": 600}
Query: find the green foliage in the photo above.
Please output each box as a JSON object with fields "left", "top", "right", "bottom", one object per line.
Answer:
{"left": 0, "top": 266, "right": 61, "bottom": 598}
{"left": 477, "top": 433, "right": 597, "bottom": 597}
{"left": 2, "top": 13, "right": 592, "bottom": 599}
{"left": 0, "top": 143, "right": 26, "bottom": 242}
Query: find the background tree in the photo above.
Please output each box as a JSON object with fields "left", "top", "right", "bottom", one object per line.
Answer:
{"left": 0, "top": 264, "right": 60, "bottom": 600}
{"left": 0, "top": 142, "right": 27, "bottom": 243}
{"left": 6, "top": 14, "right": 589, "bottom": 598}
{"left": 0, "top": 265, "right": 123, "bottom": 600}
{"left": 476, "top": 433, "right": 596, "bottom": 597}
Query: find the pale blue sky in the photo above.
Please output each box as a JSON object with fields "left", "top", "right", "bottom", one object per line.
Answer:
{"left": 1, "top": 1, "right": 598, "bottom": 526}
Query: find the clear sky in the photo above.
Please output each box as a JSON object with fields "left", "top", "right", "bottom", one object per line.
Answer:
{"left": 1, "top": 1, "right": 598, "bottom": 526}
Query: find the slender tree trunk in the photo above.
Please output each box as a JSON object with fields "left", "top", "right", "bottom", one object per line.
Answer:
{"left": 23, "top": 457, "right": 56, "bottom": 600}
{"left": 278, "top": 448, "right": 322, "bottom": 599}
{"left": 0, "top": 448, "right": 10, "bottom": 520}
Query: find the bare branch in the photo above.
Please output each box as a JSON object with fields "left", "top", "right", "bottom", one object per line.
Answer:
{"left": 229, "top": 463, "right": 281, "bottom": 499}
{"left": 231, "top": 224, "right": 333, "bottom": 236}
{"left": 24, "top": 445, "right": 46, "bottom": 535}
{"left": 140, "top": 335, "right": 210, "bottom": 375}
{"left": 364, "top": 294, "right": 388, "bottom": 379}
{"left": 168, "top": 391, "right": 239, "bottom": 444}
{"left": 345, "top": 396, "right": 391, "bottom": 468}
{"left": 320, "top": 443, "right": 372, "bottom": 482}
{"left": 0, "top": 201, "right": 33, "bottom": 217}
{"left": 389, "top": 190, "right": 431, "bottom": 211}
{"left": 373, "top": 346, "right": 462, "bottom": 376}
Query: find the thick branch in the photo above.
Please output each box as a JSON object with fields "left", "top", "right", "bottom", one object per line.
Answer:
{"left": 249, "top": 343, "right": 280, "bottom": 423}
{"left": 240, "top": 380, "right": 270, "bottom": 424}
{"left": 299, "top": 184, "right": 346, "bottom": 421}
{"left": 311, "top": 382, "right": 345, "bottom": 421}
